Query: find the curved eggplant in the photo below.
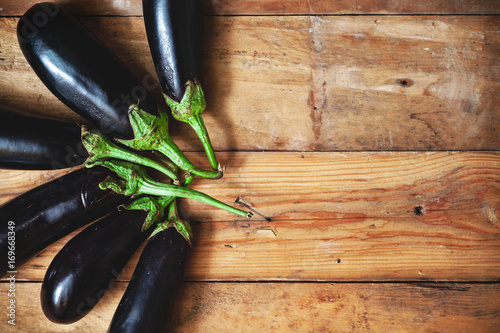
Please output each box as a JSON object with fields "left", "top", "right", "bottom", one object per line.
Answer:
{"left": 17, "top": 2, "right": 223, "bottom": 180}
{"left": 41, "top": 209, "right": 152, "bottom": 324}
{"left": 143, "top": 0, "right": 203, "bottom": 103}
{"left": 108, "top": 226, "right": 190, "bottom": 333}
{"left": 0, "top": 106, "right": 87, "bottom": 170}
{"left": 0, "top": 167, "right": 126, "bottom": 277}
{"left": 17, "top": 2, "right": 158, "bottom": 140}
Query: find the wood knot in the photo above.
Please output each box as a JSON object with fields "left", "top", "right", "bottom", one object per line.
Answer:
{"left": 397, "top": 78, "right": 414, "bottom": 88}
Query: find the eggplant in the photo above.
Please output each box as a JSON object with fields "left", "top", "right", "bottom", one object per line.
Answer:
{"left": 18, "top": 2, "right": 222, "bottom": 179}
{"left": 0, "top": 105, "right": 179, "bottom": 180}
{"left": 143, "top": 0, "right": 218, "bottom": 170}
{"left": 41, "top": 208, "right": 154, "bottom": 324}
{"left": 108, "top": 226, "right": 190, "bottom": 333}
{"left": 143, "top": 0, "right": 203, "bottom": 103}
{"left": 0, "top": 106, "right": 87, "bottom": 170}
{"left": 0, "top": 167, "right": 127, "bottom": 277}
{"left": 17, "top": 2, "right": 158, "bottom": 140}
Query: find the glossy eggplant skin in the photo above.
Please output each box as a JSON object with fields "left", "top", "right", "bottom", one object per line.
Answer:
{"left": 143, "top": 0, "right": 203, "bottom": 102}
{"left": 0, "top": 107, "right": 87, "bottom": 170}
{"left": 108, "top": 227, "right": 190, "bottom": 333}
{"left": 17, "top": 2, "right": 158, "bottom": 140}
{"left": 41, "top": 209, "right": 151, "bottom": 324}
{"left": 0, "top": 167, "right": 126, "bottom": 278}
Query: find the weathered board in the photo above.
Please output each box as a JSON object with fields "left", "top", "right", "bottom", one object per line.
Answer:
{"left": 1, "top": 0, "right": 500, "bottom": 16}
{"left": 2, "top": 152, "right": 499, "bottom": 282}
{"left": 1, "top": 282, "right": 499, "bottom": 332}
{"left": 0, "top": 0, "right": 499, "bottom": 332}
{"left": 1, "top": 16, "right": 499, "bottom": 151}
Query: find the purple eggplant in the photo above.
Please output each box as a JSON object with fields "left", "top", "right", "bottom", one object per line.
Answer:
{"left": 108, "top": 226, "right": 190, "bottom": 333}
{"left": 0, "top": 106, "right": 87, "bottom": 170}
{"left": 143, "top": 0, "right": 203, "bottom": 103}
{"left": 0, "top": 105, "right": 180, "bottom": 181}
{"left": 17, "top": 2, "right": 222, "bottom": 179}
{"left": 143, "top": 0, "right": 219, "bottom": 170}
{"left": 0, "top": 167, "right": 127, "bottom": 278}
{"left": 17, "top": 2, "right": 158, "bottom": 140}
{"left": 41, "top": 208, "right": 154, "bottom": 324}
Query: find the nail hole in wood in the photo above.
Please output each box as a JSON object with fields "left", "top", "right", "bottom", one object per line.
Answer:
{"left": 414, "top": 206, "right": 424, "bottom": 216}
{"left": 397, "top": 78, "right": 414, "bottom": 87}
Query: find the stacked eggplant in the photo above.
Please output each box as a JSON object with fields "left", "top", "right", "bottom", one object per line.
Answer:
{"left": 1, "top": 1, "right": 251, "bottom": 332}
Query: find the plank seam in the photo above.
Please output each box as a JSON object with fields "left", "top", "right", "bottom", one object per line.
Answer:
{"left": 1, "top": 14, "right": 500, "bottom": 18}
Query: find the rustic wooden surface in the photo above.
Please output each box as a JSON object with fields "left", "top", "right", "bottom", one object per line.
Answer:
{"left": 2, "top": 151, "right": 500, "bottom": 283}
{"left": 1, "top": 15, "right": 500, "bottom": 151}
{"left": 0, "top": 0, "right": 499, "bottom": 332}
{"left": 2, "top": 0, "right": 500, "bottom": 15}
{"left": 1, "top": 282, "right": 500, "bottom": 332}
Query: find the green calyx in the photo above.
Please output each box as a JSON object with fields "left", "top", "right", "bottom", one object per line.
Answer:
{"left": 81, "top": 80, "right": 252, "bottom": 241}
{"left": 95, "top": 160, "right": 144, "bottom": 196}
{"left": 79, "top": 82, "right": 253, "bottom": 242}
{"left": 150, "top": 199, "right": 193, "bottom": 246}
{"left": 165, "top": 79, "right": 206, "bottom": 121}
{"left": 81, "top": 126, "right": 179, "bottom": 183}
{"left": 121, "top": 195, "right": 174, "bottom": 231}
{"left": 164, "top": 79, "right": 219, "bottom": 171}
{"left": 115, "top": 104, "right": 170, "bottom": 152}
{"left": 116, "top": 104, "right": 222, "bottom": 179}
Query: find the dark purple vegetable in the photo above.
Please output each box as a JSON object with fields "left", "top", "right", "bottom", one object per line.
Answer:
{"left": 143, "top": 0, "right": 203, "bottom": 103}
{"left": 17, "top": 2, "right": 223, "bottom": 179}
{"left": 17, "top": 2, "right": 158, "bottom": 140}
{"left": 108, "top": 226, "right": 190, "bottom": 333}
{"left": 0, "top": 106, "right": 87, "bottom": 170}
{"left": 143, "top": 0, "right": 219, "bottom": 170}
{"left": 41, "top": 209, "right": 153, "bottom": 324}
{"left": 0, "top": 167, "right": 127, "bottom": 278}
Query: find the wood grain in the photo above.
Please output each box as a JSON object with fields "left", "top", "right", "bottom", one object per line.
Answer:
{"left": 0, "top": 169, "right": 69, "bottom": 202}
{"left": 1, "top": 0, "right": 499, "bottom": 16}
{"left": 1, "top": 16, "right": 498, "bottom": 151}
{"left": 0, "top": 1, "right": 499, "bottom": 331}
{"left": 0, "top": 282, "right": 499, "bottom": 332}
{"left": 2, "top": 152, "right": 499, "bottom": 282}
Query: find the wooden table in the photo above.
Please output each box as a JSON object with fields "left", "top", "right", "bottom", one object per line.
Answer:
{"left": 1, "top": 1, "right": 499, "bottom": 332}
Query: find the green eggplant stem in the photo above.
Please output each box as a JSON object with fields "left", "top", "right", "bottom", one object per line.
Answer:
{"left": 155, "top": 141, "right": 223, "bottom": 180}
{"left": 182, "top": 174, "right": 194, "bottom": 187}
{"left": 122, "top": 195, "right": 175, "bottom": 231}
{"left": 187, "top": 115, "right": 218, "bottom": 170}
{"left": 81, "top": 126, "right": 179, "bottom": 182}
{"left": 95, "top": 159, "right": 251, "bottom": 219}
{"left": 140, "top": 179, "right": 251, "bottom": 218}
{"left": 164, "top": 79, "right": 219, "bottom": 171}
{"left": 152, "top": 152, "right": 179, "bottom": 174}
{"left": 116, "top": 104, "right": 223, "bottom": 180}
{"left": 167, "top": 199, "right": 179, "bottom": 220}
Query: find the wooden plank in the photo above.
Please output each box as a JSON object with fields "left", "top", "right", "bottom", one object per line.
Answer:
{"left": 1, "top": 0, "right": 499, "bottom": 16}
{"left": 2, "top": 152, "right": 499, "bottom": 281}
{"left": 1, "top": 16, "right": 499, "bottom": 151}
{"left": 0, "top": 169, "right": 69, "bottom": 202}
{"left": 0, "top": 282, "right": 499, "bottom": 332}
